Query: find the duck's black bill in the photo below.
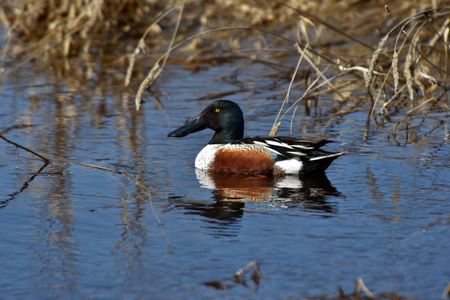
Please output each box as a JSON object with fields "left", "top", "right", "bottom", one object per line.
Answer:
{"left": 167, "top": 115, "right": 208, "bottom": 137}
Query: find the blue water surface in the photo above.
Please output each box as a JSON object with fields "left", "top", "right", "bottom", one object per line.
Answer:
{"left": 0, "top": 60, "right": 449, "bottom": 300}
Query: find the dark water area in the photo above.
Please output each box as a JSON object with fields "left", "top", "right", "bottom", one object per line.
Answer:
{"left": 1, "top": 34, "right": 449, "bottom": 300}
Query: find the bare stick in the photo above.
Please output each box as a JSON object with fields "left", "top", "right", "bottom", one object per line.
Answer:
{"left": 0, "top": 134, "right": 50, "bottom": 163}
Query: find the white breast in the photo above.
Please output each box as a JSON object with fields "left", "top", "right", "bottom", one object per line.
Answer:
{"left": 195, "top": 144, "right": 223, "bottom": 170}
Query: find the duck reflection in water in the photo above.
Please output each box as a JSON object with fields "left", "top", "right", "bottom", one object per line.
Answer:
{"left": 177, "top": 171, "right": 340, "bottom": 238}
{"left": 196, "top": 168, "right": 339, "bottom": 214}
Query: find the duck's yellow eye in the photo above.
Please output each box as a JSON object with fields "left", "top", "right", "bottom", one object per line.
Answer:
{"left": 215, "top": 108, "right": 220, "bottom": 112}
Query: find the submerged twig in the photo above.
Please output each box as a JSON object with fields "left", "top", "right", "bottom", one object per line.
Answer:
{"left": 236, "top": 260, "right": 262, "bottom": 291}
{"left": 205, "top": 260, "right": 262, "bottom": 291}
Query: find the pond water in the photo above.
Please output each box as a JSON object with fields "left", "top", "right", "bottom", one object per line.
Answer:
{"left": 0, "top": 54, "right": 449, "bottom": 299}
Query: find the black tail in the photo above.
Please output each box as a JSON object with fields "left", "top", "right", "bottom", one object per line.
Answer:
{"left": 300, "top": 150, "right": 345, "bottom": 175}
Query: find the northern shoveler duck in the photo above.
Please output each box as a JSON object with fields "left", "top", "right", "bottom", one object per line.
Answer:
{"left": 168, "top": 100, "right": 345, "bottom": 175}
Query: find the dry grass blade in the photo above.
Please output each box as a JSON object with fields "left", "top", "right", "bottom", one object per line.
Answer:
{"left": 158, "top": 0, "right": 185, "bottom": 83}
{"left": 428, "top": 18, "right": 450, "bottom": 47}
{"left": 298, "top": 44, "right": 346, "bottom": 102}
{"left": 406, "top": 95, "right": 439, "bottom": 115}
{"left": 270, "top": 43, "right": 307, "bottom": 135}
{"left": 276, "top": 65, "right": 333, "bottom": 125}
{"left": 77, "top": 162, "right": 128, "bottom": 174}
{"left": 355, "top": 277, "right": 375, "bottom": 299}
{"left": 376, "top": 77, "right": 413, "bottom": 115}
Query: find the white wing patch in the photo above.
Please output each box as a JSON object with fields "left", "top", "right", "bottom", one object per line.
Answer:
{"left": 274, "top": 158, "right": 303, "bottom": 175}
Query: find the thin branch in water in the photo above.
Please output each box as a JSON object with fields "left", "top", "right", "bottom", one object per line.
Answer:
{"left": 234, "top": 260, "right": 262, "bottom": 284}
{"left": 0, "top": 134, "right": 50, "bottom": 163}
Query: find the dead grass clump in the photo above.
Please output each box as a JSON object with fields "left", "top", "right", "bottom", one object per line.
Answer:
{"left": 361, "top": 5, "right": 450, "bottom": 142}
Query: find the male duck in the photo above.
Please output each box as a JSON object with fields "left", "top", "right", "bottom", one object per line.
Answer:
{"left": 168, "top": 100, "right": 344, "bottom": 175}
